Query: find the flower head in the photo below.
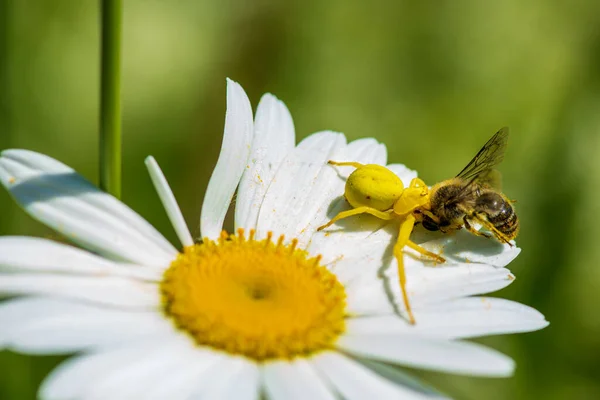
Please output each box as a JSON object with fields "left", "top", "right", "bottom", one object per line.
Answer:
{"left": 0, "top": 79, "right": 547, "bottom": 399}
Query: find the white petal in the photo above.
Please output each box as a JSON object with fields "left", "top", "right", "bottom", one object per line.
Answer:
{"left": 235, "top": 93, "right": 295, "bottom": 231}
{"left": 314, "top": 224, "right": 393, "bottom": 278}
{"left": 346, "top": 297, "right": 548, "bottom": 339}
{"left": 336, "top": 231, "right": 515, "bottom": 317}
{"left": 311, "top": 231, "right": 397, "bottom": 315}
{"left": 333, "top": 217, "right": 518, "bottom": 318}
{"left": 0, "top": 149, "right": 74, "bottom": 174}
{"left": 387, "top": 163, "right": 418, "bottom": 186}
{"left": 337, "top": 334, "right": 515, "bottom": 377}
{"left": 256, "top": 131, "right": 346, "bottom": 245}
{"left": 0, "top": 274, "right": 159, "bottom": 309}
{"left": 188, "top": 356, "right": 259, "bottom": 400}
{"left": 356, "top": 358, "right": 448, "bottom": 399}
{"left": 336, "top": 137, "right": 388, "bottom": 167}
{"left": 86, "top": 355, "right": 186, "bottom": 400}
{"left": 86, "top": 343, "right": 207, "bottom": 400}
{"left": 0, "top": 236, "right": 162, "bottom": 281}
{"left": 0, "top": 297, "right": 174, "bottom": 354}
{"left": 141, "top": 351, "right": 226, "bottom": 400}
{"left": 39, "top": 335, "right": 207, "bottom": 400}
{"left": 38, "top": 343, "right": 156, "bottom": 400}
{"left": 215, "top": 361, "right": 260, "bottom": 400}
{"left": 145, "top": 156, "right": 194, "bottom": 247}
{"left": 391, "top": 260, "right": 514, "bottom": 306}
{"left": 0, "top": 150, "right": 177, "bottom": 267}
{"left": 410, "top": 227, "right": 521, "bottom": 268}
{"left": 262, "top": 359, "right": 336, "bottom": 400}
{"left": 40, "top": 341, "right": 163, "bottom": 400}
{"left": 201, "top": 79, "right": 254, "bottom": 239}
{"left": 348, "top": 261, "right": 514, "bottom": 317}
{"left": 312, "top": 351, "right": 433, "bottom": 399}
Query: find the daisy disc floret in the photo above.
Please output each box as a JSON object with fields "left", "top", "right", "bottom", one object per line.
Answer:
{"left": 162, "top": 229, "right": 346, "bottom": 360}
{"left": 0, "top": 79, "right": 548, "bottom": 400}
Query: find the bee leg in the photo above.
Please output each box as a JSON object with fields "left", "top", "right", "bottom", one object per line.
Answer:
{"left": 327, "top": 161, "right": 365, "bottom": 169}
{"left": 463, "top": 217, "right": 492, "bottom": 239}
{"left": 317, "top": 207, "right": 394, "bottom": 231}
{"left": 471, "top": 215, "right": 513, "bottom": 246}
{"left": 394, "top": 214, "right": 418, "bottom": 325}
{"left": 405, "top": 241, "right": 446, "bottom": 264}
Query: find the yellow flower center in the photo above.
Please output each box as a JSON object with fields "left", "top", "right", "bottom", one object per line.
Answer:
{"left": 161, "top": 229, "right": 347, "bottom": 361}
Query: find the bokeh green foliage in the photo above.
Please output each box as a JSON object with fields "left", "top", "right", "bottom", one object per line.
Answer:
{"left": 2, "top": 1, "right": 600, "bottom": 399}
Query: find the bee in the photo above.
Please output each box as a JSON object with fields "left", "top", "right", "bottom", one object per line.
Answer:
{"left": 421, "top": 127, "right": 518, "bottom": 243}
{"left": 317, "top": 127, "right": 517, "bottom": 325}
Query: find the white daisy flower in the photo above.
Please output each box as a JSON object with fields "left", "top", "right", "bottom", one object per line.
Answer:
{"left": 0, "top": 79, "right": 547, "bottom": 400}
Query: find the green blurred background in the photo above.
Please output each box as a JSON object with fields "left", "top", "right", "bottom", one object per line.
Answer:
{"left": 1, "top": 1, "right": 600, "bottom": 399}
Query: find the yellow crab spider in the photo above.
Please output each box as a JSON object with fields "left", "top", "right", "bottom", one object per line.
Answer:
{"left": 317, "top": 161, "right": 446, "bottom": 324}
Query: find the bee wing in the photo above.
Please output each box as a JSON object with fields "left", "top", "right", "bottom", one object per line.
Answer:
{"left": 443, "top": 128, "right": 509, "bottom": 203}
{"left": 476, "top": 169, "right": 503, "bottom": 191}
{"left": 455, "top": 127, "right": 509, "bottom": 182}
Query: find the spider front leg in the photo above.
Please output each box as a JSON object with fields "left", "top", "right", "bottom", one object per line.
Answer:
{"left": 394, "top": 214, "right": 447, "bottom": 325}
{"left": 405, "top": 241, "right": 446, "bottom": 264}
{"left": 317, "top": 206, "right": 394, "bottom": 231}
{"left": 394, "top": 214, "right": 418, "bottom": 324}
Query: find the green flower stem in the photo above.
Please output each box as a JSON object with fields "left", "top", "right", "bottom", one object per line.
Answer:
{"left": 99, "top": 0, "right": 122, "bottom": 198}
